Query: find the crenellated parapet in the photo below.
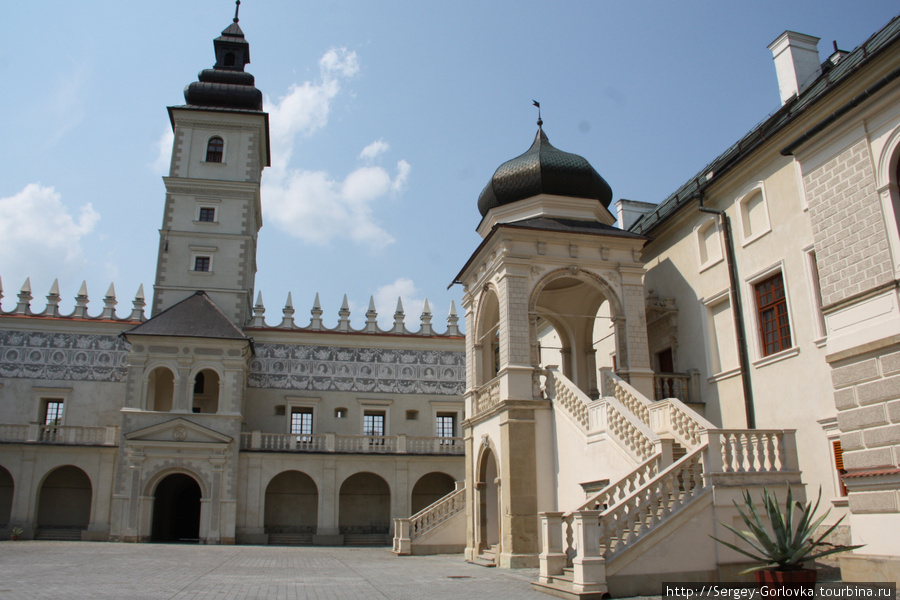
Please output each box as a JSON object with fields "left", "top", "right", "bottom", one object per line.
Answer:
{"left": 0, "top": 277, "right": 146, "bottom": 322}
{"left": 246, "top": 291, "right": 463, "bottom": 337}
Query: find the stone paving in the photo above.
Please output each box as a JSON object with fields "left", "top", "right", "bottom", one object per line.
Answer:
{"left": 0, "top": 541, "right": 562, "bottom": 600}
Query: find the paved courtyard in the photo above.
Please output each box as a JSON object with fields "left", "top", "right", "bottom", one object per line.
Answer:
{"left": 0, "top": 541, "right": 557, "bottom": 600}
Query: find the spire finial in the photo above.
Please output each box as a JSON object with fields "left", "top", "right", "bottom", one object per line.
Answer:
{"left": 234, "top": 0, "right": 241, "bottom": 23}
{"left": 533, "top": 100, "right": 542, "bottom": 128}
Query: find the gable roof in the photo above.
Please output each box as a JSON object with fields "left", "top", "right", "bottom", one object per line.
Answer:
{"left": 630, "top": 13, "right": 900, "bottom": 236}
{"left": 124, "top": 291, "right": 248, "bottom": 341}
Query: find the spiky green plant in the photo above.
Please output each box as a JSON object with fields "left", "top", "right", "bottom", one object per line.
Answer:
{"left": 711, "top": 486, "right": 862, "bottom": 574}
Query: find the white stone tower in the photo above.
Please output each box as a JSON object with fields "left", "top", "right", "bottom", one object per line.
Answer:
{"left": 151, "top": 11, "right": 270, "bottom": 325}
{"left": 454, "top": 118, "right": 652, "bottom": 567}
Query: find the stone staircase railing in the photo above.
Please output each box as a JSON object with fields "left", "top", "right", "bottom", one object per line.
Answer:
{"left": 589, "top": 396, "right": 659, "bottom": 462}
{"left": 543, "top": 367, "right": 590, "bottom": 431}
{"left": 392, "top": 482, "right": 466, "bottom": 555}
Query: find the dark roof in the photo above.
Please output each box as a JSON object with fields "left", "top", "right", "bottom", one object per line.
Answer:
{"left": 124, "top": 291, "right": 248, "bottom": 341}
{"left": 183, "top": 19, "right": 263, "bottom": 111}
{"left": 630, "top": 13, "right": 900, "bottom": 236}
{"left": 477, "top": 126, "right": 613, "bottom": 217}
{"left": 502, "top": 216, "right": 646, "bottom": 240}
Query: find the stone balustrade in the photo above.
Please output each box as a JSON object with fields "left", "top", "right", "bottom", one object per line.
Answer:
{"left": 653, "top": 372, "right": 691, "bottom": 402}
{"left": 543, "top": 367, "right": 590, "bottom": 430}
{"left": 590, "top": 397, "right": 658, "bottom": 462}
{"left": 0, "top": 423, "right": 118, "bottom": 446}
{"left": 604, "top": 371, "right": 652, "bottom": 426}
{"left": 704, "top": 428, "right": 798, "bottom": 474}
{"left": 240, "top": 431, "right": 464, "bottom": 455}
{"left": 393, "top": 481, "right": 465, "bottom": 555}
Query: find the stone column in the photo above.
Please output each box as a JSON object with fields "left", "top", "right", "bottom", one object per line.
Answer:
{"left": 314, "top": 461, "right": 342, "bottom": 544}
{"left": 499, "top": 406, "right": 539, "bottom": 568}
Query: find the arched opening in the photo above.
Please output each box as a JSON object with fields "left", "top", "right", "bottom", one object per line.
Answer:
{"left": 192, "top": 369, "right": 220, "bottom": 414}
{"left": 224, "top": 52, "right": 236, "bottom": 67}
{"left": 476, "top": 448, "right": 500, "bottom": 552}
{"left": 264, "top": 471, "right": 318, "bottom": 544}
{"left": 152, "top": 473, "right": 201, "bottom": 543}
{"left": 411, "top": 472, "right": 456, "bottom": 514}
{"left": 37, "top": 466, "right": 91, "bottom": 538}
{"left": 339, "top": 472, "right": 390, "bottom": 543}
{"left": 0, "top": 466, "right": 13, "bottom": 527}
{"left": 148, "top": 366, "right": 175, "bottom": 412}
{"left": 532, "top": 272, "right": 621, "bottom": 398}
{"left": 475, "top": 288, "right": 501, "bottom": 386}
{"left": 205, "top": 136, "right": 224, "bottom": 163}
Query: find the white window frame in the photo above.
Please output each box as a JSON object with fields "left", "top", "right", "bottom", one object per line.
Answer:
{"left": 189, "top": 245, "right": 217, "bottom": 274}
{"left": 359, "top": 398, "right": 392, "bottom": 437}
{"left": 203, "top": 134, "right": 226, "bottom": 165}
{"left": 285, "top": 397, "right": 319, "bottom": 440}
{"left": 802, "top": 245, "right": 827, "bottom": 346}
{"left": 32, "top": 387, "right": 72, "bottom": 426}
{"left": 734, "top": 182, "right": 772, "bottom": 247}
{"left": 195, "top": 199, "right": 221, "bottom": 224}
{"left": 818, "top": 417, "right": 848, "bottom": 505}
{"left": 430, "top": 400, "right": 463, "bottom": 442}
{"left": 745, "top": 261, "right": 800, "bottom": 367}
{"left": 695, "top": 215, "right": 724, "bottom": 272}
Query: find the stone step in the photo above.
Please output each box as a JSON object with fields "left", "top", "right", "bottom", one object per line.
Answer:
{"left": 268, "top": 533, "right": 313, "bottom": 546}
{"left": 34, "top": 528, "right": 83, "bottom": 541}
{"left": 531, "top": 577, "right": 607, "bottom": 600}
{"left": 343, "top": 534, "right": 390, "bottom": 546}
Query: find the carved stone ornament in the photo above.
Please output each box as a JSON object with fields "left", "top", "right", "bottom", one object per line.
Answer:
{"left": 481, "top": 434, "right": 490, "bottom": 448}
{"left": 172, "top": 426, "right": 188, "bottom": 442}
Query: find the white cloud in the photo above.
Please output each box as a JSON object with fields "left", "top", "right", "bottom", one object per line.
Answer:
{"left": 359, "top": 140, "right": 389, "bottom": 160}
{"left": 262, "top": 49, "right": 410, "bottom": 250}
{"left": 0, "top": 183, "right": 99, "bottom": 290}
{"left": 151, "top": 127, "right": 174, "bottom": 175}
{"left": 373, "top": 277, "right": 427, "bottom": 330}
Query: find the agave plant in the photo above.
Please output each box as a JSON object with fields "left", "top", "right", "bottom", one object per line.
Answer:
{"left": 711, "top": 486, "right": 862, "bottom": 574}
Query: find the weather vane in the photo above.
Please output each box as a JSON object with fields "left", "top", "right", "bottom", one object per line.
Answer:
{"left": 234, "top": 0, "right": 241, "bottom": 23}
{"left": 533, "top": 100, "right": 543, "bottom": 127}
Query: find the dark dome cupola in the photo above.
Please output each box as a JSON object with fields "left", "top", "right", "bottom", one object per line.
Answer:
{"left": 183, "top": 2, "right": 263, "bottom": 111}
{"left": 477, "top": 124, "right": 613, "bottom": 218}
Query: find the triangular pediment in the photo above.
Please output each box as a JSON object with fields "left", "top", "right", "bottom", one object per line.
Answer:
{"left": 125, "top": 417, "right": 232, "bottom": 445}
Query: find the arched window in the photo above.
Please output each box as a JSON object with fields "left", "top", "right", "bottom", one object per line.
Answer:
{"left": 205, "top": 137, "right": 224, "bottom": 163}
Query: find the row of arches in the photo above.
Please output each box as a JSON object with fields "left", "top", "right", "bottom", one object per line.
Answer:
{"left": 147, "top": 366, "right": 220, "bottom": 413}
{"left": 0, "top": 464, "right": 456, "bottom": 543}
{"left": 264, "top": 470, "right": 455, "bottom": 536}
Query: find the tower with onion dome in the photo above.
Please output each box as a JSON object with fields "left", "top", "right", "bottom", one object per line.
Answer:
{"left": 453, "top": 115, "right": 653, "bottom": 568}
{"left": 151, "top": 2, "right": 270, "bottom": 326}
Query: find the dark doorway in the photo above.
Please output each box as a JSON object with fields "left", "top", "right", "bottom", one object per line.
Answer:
{"left": 657, "top": 347, "right": 674, "bottom": 373}
{"left": 152, "top": 474, "right": 201, "bottom": 543}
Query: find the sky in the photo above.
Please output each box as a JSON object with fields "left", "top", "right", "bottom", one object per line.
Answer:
{"left": 2, "top": 1, "right": 898, "bottom": 333}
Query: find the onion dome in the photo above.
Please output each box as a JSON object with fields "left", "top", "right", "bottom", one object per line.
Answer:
{"left": 477, "top": 125, "right": 613, "bottom": 217}
{"left": 184, "top": 11, "right": 263, "bottom": 111}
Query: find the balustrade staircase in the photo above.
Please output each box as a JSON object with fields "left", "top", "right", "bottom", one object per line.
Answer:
{"left": 534, "top": 370, "right": 801, "bottom": 598}
{"left": 392, "top": 482, "right": 466, "bottom": 556}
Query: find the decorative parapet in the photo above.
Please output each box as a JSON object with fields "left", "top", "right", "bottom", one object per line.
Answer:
{"left": 472, "top": 376, "right": 501, "bottom": 416}
{"left": 0, "top": 423, "right": 119, "bottom": 446}
{"left": 246, "top": 291, "right": 462, "bottom": 337}
{"left": 239, "top": 431, "right": 464, "bottom": 455}
{"left": 0, "top": 277, "right": 146, "bottom": 322}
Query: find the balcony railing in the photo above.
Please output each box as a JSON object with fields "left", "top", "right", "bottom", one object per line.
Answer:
{"left": 0, "top": 423, "right": 119, "bottom": 446}
{"left": 240, "top": 431, "right": 464, "bottom": 455}
{"left": 653, "top": 371, "right": 700, "bottom": 403}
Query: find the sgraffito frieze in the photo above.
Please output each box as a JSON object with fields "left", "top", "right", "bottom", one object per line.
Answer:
{"left": 0, "top": 329, "right": 129, "bottom": 382}
{"left": 248, "top": 343, "right": 465, "bottom": 395}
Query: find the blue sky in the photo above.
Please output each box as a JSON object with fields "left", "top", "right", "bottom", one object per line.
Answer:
{"left": 2, "top": 1, "right": 897, "bottom": 331}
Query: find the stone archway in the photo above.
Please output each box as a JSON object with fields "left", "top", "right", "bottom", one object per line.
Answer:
{"left": 411, "top": 472, "right": 456, "bottom": 514}
{"left": 476, "top": 447, "right": 500, "bottom": 552}
{"left": 264, "top": 471, "right": 318, "bottom": 542}
{"left": 37, "top": 465, "right": 92, "bottom": 538}
{"left": 151, "top": 473, "right": 201, "bottom": 543}
{"left": 0, "top": 466, "right": 13, "bottom": 527}
{"left": 147, "top": 366, "right": 175, "bottom": 412}
{"left": 339, "top": 472, "right": 391, "bottom": 542}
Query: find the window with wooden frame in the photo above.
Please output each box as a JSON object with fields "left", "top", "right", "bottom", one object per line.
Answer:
{"left": 363, "top": 410, "right": 385, "bottom": 442}
{"left": 194, "top": 256, "right": 211, "bottom": 272}
{"left": 436, "top": 412, "right": 457, "bottom": 445}
{"left": 833, "top": 440, "right": 848, "bottom": 497}
{"left": 755, "top": 272, "right": 792, "bottom": 356}
{"left": 205, "top": 137, "right": 224, "bottom": 163}
{"left": 198, "top": 207, "right": 216, "bottom": 222}
{"left": 291, "top": 407, "right": 314, "bottom": 442}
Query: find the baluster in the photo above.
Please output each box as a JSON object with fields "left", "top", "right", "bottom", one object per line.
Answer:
{"left": 722, "top": 433, "right": 734, "bottom": 472}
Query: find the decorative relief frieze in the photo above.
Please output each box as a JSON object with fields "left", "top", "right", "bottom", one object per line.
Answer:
{"left": 247, "top": 343, "right": 465, "bottom": 395}
{"left": 0, "top": 329, "right": 129, "bottom": 382}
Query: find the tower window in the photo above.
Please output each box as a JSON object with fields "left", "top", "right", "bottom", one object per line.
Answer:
{"left": 224, "top": 52, "right": 236, "bottom": 67}
{"left": 198, "top": 207, "right": 216, "bottom": 222}
{"left": 194, "top": 256, "right": 211, "bottom": 272}
{"left": 205, "top": 137, "right": 224, "bottom": 163}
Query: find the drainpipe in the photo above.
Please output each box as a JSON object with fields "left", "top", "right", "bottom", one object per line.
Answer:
{"left": 698, "top": 198, "right": 756, "bottom": 429}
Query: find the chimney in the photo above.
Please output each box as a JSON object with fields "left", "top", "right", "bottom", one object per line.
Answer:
{"left": 768, "top": 31, "right": 822, "bottom": 105}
